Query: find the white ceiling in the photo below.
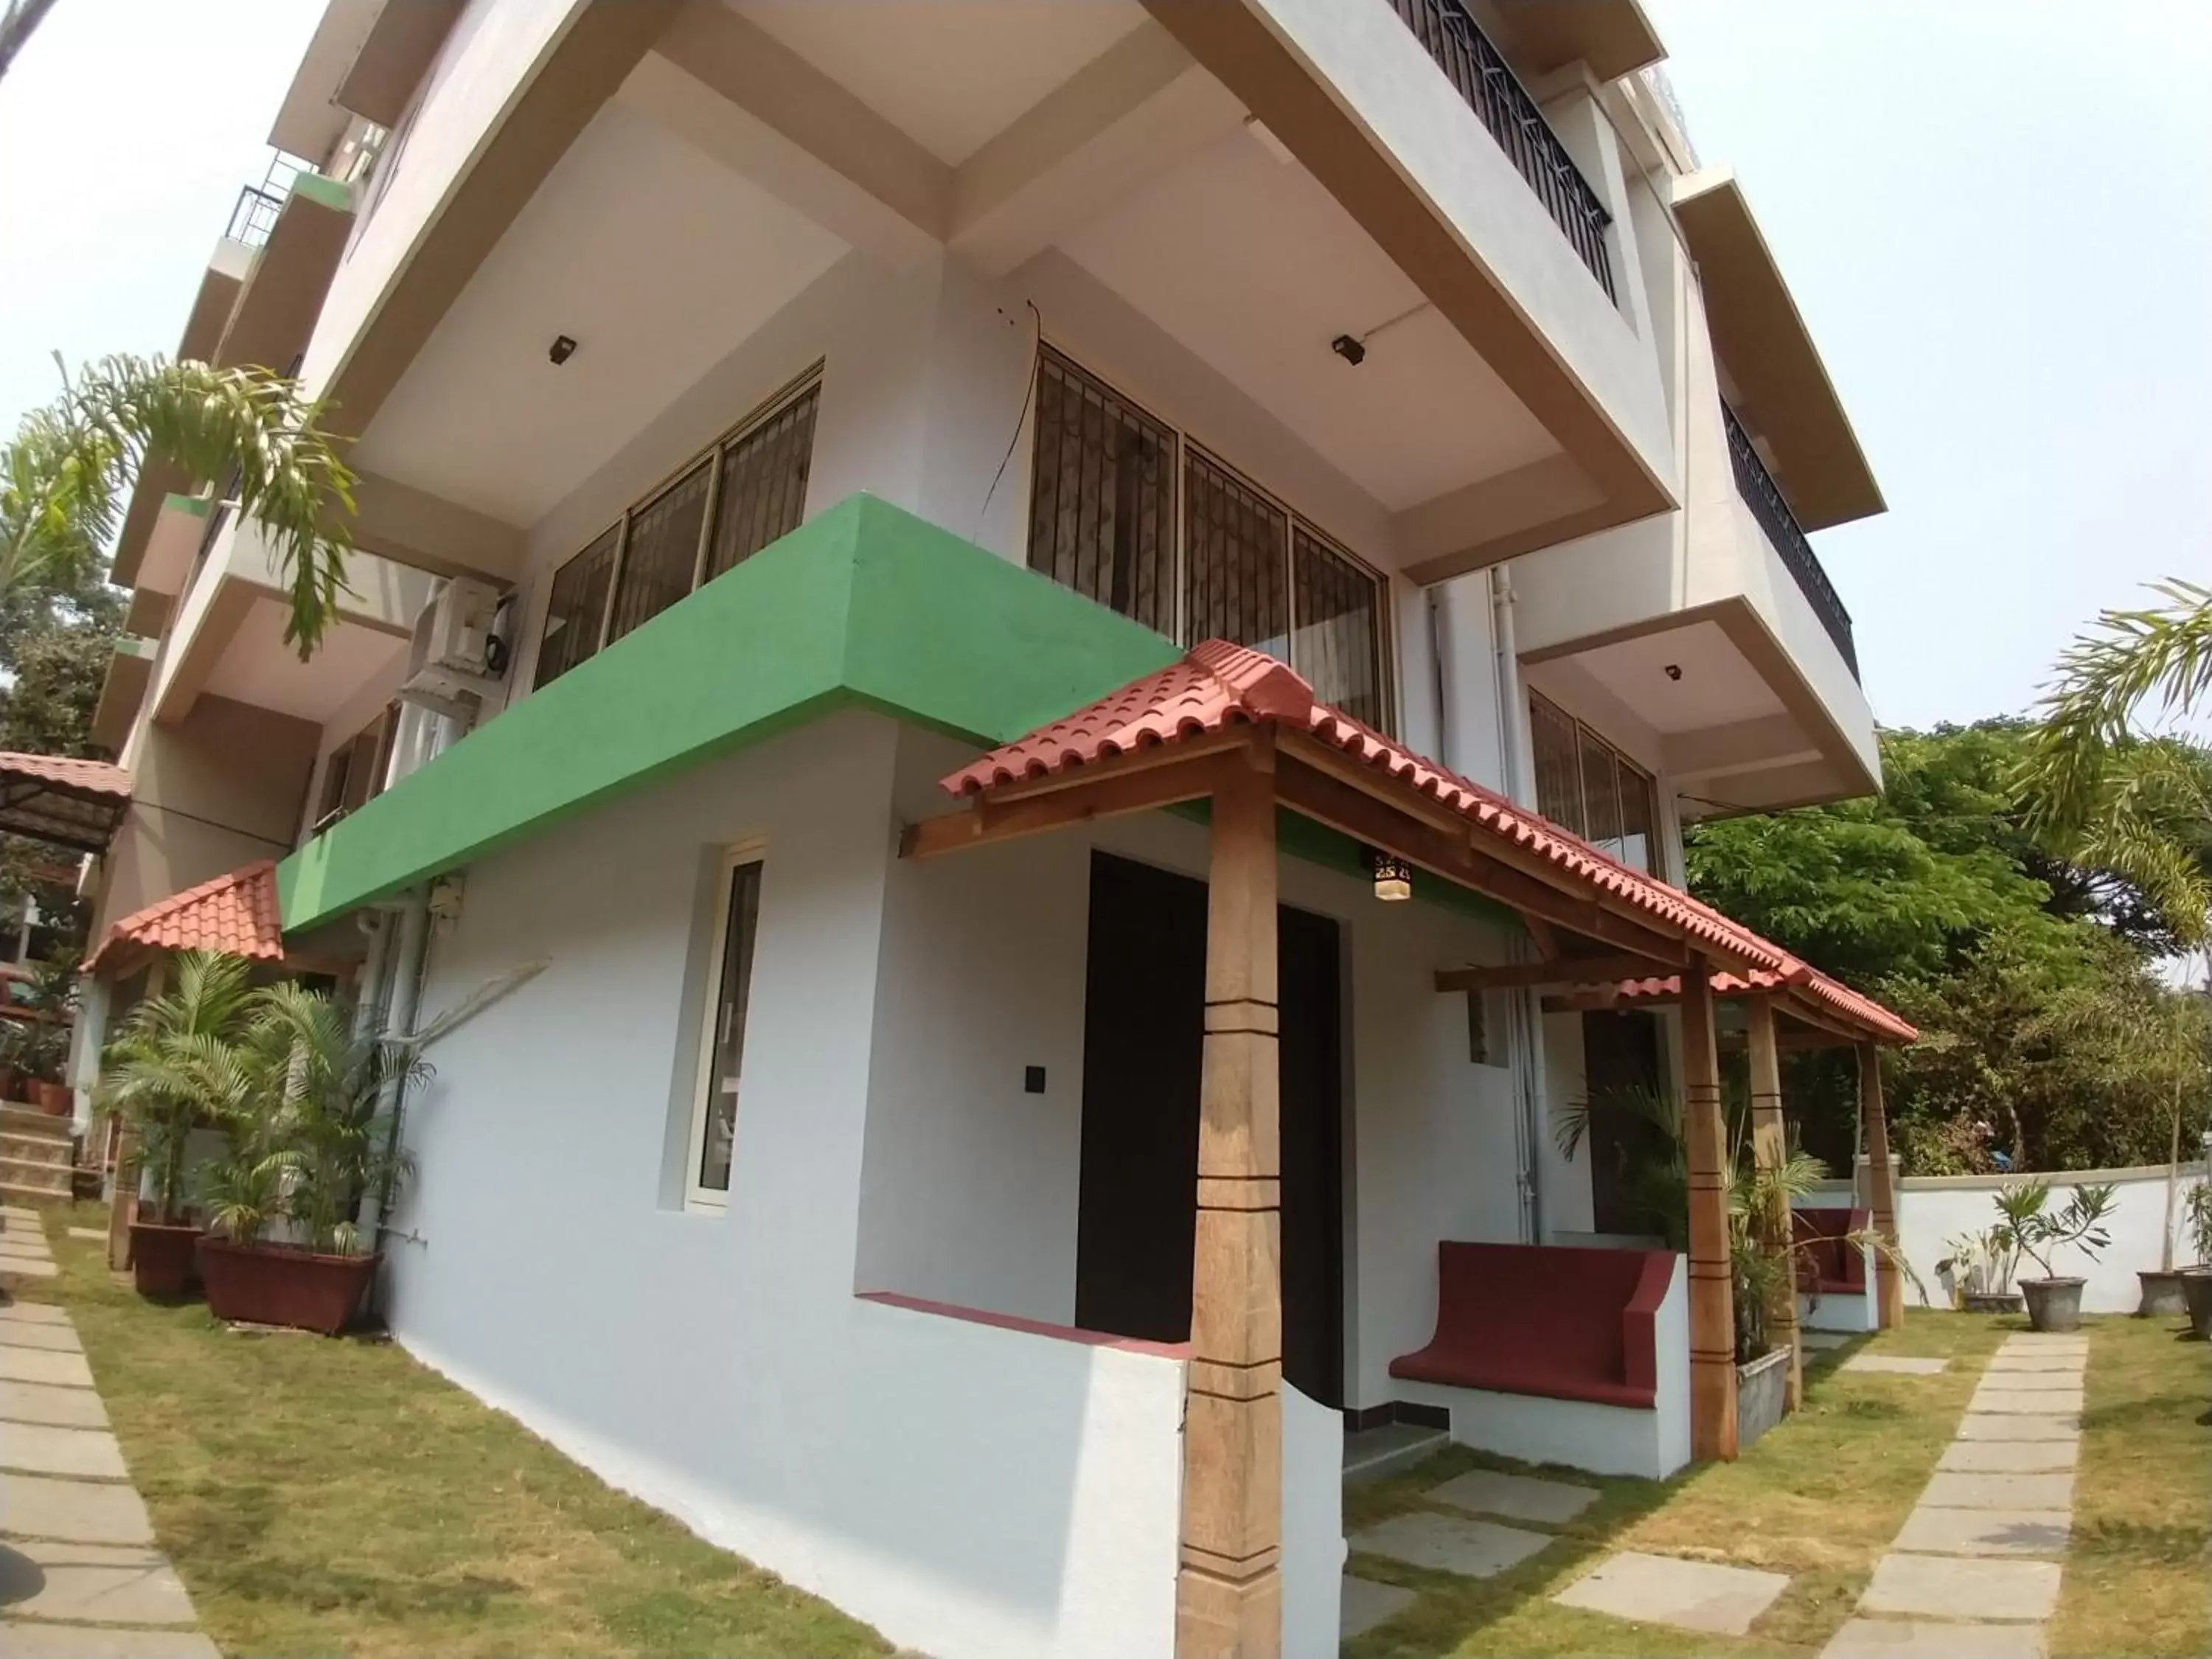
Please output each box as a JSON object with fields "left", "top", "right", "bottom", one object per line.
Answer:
{"left": 1057, "top": 129, "right": 1559, "bottom": 512}
{"left": 205, "top": 599, "right": 409, "bottom": 725}
{"left": 733, "top": 0, "right": 1149, "bottom": 165}
{"left": 355, "top": 99, "right": 848, "bottom": 526}
{"left": 1572, "top": 619, "right": 1787, "bottom": 735}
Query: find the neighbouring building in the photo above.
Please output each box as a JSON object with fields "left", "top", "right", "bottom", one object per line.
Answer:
{"left": 60, "top": 3, "right": 1920, "bottom": 1655}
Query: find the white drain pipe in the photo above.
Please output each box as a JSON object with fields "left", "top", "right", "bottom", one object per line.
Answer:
{"left": 1491, "top": 566, "right": 1548, "bottom": 1245}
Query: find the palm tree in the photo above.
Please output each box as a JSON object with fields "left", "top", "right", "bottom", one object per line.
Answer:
{"left": 94, "top": 951, "right": 257, "bottom": 1223}
{"left": 1, "top": 355, "right": 357, "bottom": 655}
{"left": 2024, "top": 579, "right": 2212, "bottom": 838}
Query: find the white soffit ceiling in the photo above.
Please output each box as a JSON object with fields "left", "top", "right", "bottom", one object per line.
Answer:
{"left": 1057, "top": 129, "right": 1559, "bottom": 512}
{"left": 1573, "top": 619, "right": 1787, "bottom": 734}
{"left": 355, "top": 99, "right": 848, "bottom": 526}
{"left": 733, "top": 0, "right": 1150, "bottom": 165}
{"left": 204, "top": 599, "right": 408, "bottom": 726}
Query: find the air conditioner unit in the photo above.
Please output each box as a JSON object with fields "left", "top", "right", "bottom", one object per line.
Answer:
{"left": 399, "top": 577, "right": 503, "bottom": 717}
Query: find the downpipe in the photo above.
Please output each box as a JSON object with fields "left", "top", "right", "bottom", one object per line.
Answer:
{"left": 1491, "top": 567, "right": 1548, "bottom": 1245}
{"left": 358, "top": 886, "right": 431, "bottom": 1276}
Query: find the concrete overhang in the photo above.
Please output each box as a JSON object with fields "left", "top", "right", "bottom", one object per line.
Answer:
{"left": 215, "top": 174, "right": 355, "bottom": 376}
{"left": 269, "top": 0, "right": 384, "bottom": 165}
{"left": 122, "top": 590, "right": 170, "bottom": 639}
{"left": 108, "top": 240, "right": 254, "bottom": 589}
{"left": 91, "top": 636, "right": 160, "bottom": 752}
{"left": 1482, "top": 0, "right": 1664, "bottom": 83}
{"left": 135, "top": 494, "right": 213, "bottom": 599}
{"left": 336, "top": 0, "right": 464, "bottom": 128}
{"left": 1672, "top": 168, "right": 1884, "bottom": 532}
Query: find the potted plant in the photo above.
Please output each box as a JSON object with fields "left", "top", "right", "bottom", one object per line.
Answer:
{"left": 1994, "top": 1179, "right": 2118, "bottom": 1333}
{"left": 95, "top": 952, "right": 255, "bottom": 1298}
{"left": 197, "top": 982, "right": 423, "bottom": 1335}
{"left": 2180, "top": 1182, "right": 2212, "bottom": 1340}
{"left": 17, "top": 950, "right": 80, "bottom": 1114}
{"left": 0, "top": 1013, "right": 24, "bottom": 1104}
{"left": 1938, "top": 1226, "right": 2024, "bottom": 1314}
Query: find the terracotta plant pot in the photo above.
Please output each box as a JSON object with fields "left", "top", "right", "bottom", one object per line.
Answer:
{"left": 30, "top": 1079, "right": 70, "bottom": 1116}
{"left": 2137, "top": 1270, "right": 2190, "bottom": 1319}
{"left": 128, "top": 1222, "right": 203, "bottom": 1300}
{"left": 2181, "top": 1268, "right": 2212, "bottom": 1342}
{"left": 0, "top": 1065, "right": 19, "bottom": 1102}
{"left": 2020, "top": 1276, "right": 2087, "bottom": 1333}
{"left": 196, "top": 1237, "right": 376, "bottom": 1336}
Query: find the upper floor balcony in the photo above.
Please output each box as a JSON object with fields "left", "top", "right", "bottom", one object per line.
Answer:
{"left": 1723, "top": 404, "right": 1856, "bottom": 680}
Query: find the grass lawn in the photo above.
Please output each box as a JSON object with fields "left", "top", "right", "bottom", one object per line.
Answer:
{"left": 11, "top": 1203, "right": 891, "bottom": 1658}
{"left": 1343, "top": 1312, "right": 2012, "bottom": 1658}
{"left": 2051, "top": 1309, "right": 2212, "bottom": 1659}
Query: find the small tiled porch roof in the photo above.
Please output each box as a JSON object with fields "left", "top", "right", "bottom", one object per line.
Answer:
{"left": 0, "top": 751, "right": 131, "bottom": 855}
{"left": 84, "top": 860, "right": 286, "bottom": 975}
{"left": 942, "top": 641, "right": 1914, "bottom": 1046}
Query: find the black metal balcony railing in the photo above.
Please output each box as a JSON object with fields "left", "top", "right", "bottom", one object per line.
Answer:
{"left": 225, "top": 185, "right": 283, "bottom": 249}
{"left": 1386, "top": 0, "right": 1616, "bottom": 299}
{"left": 1724, "top": 405, "right": 1860, "bottom": 679}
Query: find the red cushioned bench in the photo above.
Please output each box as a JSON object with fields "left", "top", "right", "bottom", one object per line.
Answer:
{"left": 1388, "top": 1241, "right": 1676, "bottom": 1411}
{"left": 1792, "top": 1207, "right": 1870, "bottom": 1295}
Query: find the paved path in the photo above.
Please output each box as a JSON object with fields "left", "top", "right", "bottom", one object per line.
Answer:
{"left": 0, "top": 1207, "right": 220, "bottom": 1658}
{"left": 1823, "top": 1329, "right": 2087, "bottom": 1658}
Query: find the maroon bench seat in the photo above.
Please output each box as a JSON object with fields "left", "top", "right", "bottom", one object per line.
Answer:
{"left": 1793, "top": 1207, "right": 1871, "bottom": 1295}
{"left": 1388, "top": 1241, "right": 1674, "bottom": 1411}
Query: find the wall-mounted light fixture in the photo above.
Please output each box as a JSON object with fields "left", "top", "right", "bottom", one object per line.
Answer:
{"left": 549, "top": 334, "right": 578, "bottom": 366}
{"left": 1366, "top": 846, "right": 1413, "bottom": 902}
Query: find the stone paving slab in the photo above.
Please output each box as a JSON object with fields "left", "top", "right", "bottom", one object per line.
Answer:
{"left": 1972, "top": 1371, "right": 2081, "bottom": 1392}
{"left": 0, "top": 1382, "right": 107, "bottom": 1430}
{"left": 0, "top": 1349, "right": 91, "bottom": 1390}
{"left": 0, "top": 1324, "right": 81, "bottom": 1355}
{"left": 0, "top": 1239, "right": 53, "bottom": 1261}
{"left": 1984, "top": 1353, "right": 2086, "bottom": 1373}
{"left": 1, "top": 1423, "right": 128, "bottom": 1481}
{"left": 1939, "top": 1440, "right": 2078, "bottom": 1474}
{"left": 1350, "top": 1511, "right": 1552, "bottom": 1580}
{"left": 1955, "top": 1413, "right": 2079, "bottom": 1443}
{"left": 0, "top": 1623, "right": 220, "bottom": 1657}
{"left": 1997, "top": 1337, "right": 2085, "bottom": 1354}
{"left": 64, "top": 1228, "right": 104, "bottom": 1242}
{"left": 1842, "top": 1354, "right": 1949, "bottom": 1375}
{"left": 1862, "top": 1554, "right": 2060, "bottom": 1621}
{"left": 1820, "top": 1615, "right": 2047, "bottom": 1658}
{"left": 0, "top": 1259, "right": 58, "bottom": 1281}
{"left": 0, "top": 1305, "right": 70, "bottom": 1327}
{"left": 1893, "top": 1505, "right": 2070, "bottom": 1558}
{"left": 1428, "top": 1467, "right": 1598, "bottom": 1526}
{"left": 1800, "top": 1331, "right": 1851, "bottom": 1349}
{"left": 0, "top": 1474, "right": 153, "bottom": 1545}
{"left": 0, "top": 1538, "right": 197, "bottom": 1627}
{"left": 1970, "top": 1388, "right": 2084, "bottom": 1416}
{"left": 1553, "top": 1551, "right": 1790, "bottom": 1637}
{"left": 1338, "top": 1574, "right": 1417, "bottom": 1641}
{"left": 1920, "top": 1472, "right": 2076, "bottom": 1511}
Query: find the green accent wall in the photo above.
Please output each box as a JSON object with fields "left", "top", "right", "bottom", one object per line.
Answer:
{"left": 278, "top": 495, "right": 1180, "bottom": 931}
{"left": 288, "top": 173, "right": 353, "bottom": 214}
{"left": 160, "top": 493, "right": 212, "bottom": 519}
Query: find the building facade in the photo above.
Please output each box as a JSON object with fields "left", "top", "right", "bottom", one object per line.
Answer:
{"left": 77, "top": 4, "right": 1898, "bottom": 1655}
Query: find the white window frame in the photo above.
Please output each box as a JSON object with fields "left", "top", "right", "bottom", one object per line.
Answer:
{"left": 684, "top": 838, "right": 767, "bottom": 1214}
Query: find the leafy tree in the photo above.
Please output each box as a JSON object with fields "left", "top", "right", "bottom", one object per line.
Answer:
{"left": 1, "top": 355, "right": 356, "bottom": 655}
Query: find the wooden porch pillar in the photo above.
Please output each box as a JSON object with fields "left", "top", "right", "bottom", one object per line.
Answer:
{"left": 1177, "top": 753, "right": 1282, "bottom": 1658}
{"left": 1859, "top": 1043, "right": 1905, "bottom": 1329}
{"left": 1745, "top": 997, "right": 1802, "bottom": 1413}
{"left": 1680, "top": 967, "right": 1738, "bottom": 1462}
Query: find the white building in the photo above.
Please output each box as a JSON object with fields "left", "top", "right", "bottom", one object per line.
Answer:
{"left": 72, "top": 4, "right": 1917, "bottom": 1655}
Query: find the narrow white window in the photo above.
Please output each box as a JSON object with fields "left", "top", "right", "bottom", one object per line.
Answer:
{"left": 686, "top": 845, "right": 765, "bottom": 1211}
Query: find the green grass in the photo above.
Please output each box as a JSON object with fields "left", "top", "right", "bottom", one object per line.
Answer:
{"left": 11, "top": 1203, "right": 891, "bottom": 1658}
{"left": 1343, "top": 1312, "right": 2011, "bottom": 1658}
{"left": 2049, "top": 1308, "right": 2212, "bottom": 1658}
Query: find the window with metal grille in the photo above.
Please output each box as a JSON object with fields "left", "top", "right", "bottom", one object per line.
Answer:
{"left": 532, "top": 525, "right": 619, "bottom": 689}
{"left": 531, "top": 374, "right": 820, "bottom": 691}
{"left": 1026, "top": 349, "right": 1394, "bottom": 730}
{"left": 1528, "top": 692, "right": 1658, "bottom": 872}
{"left": 1026, "top": 352, "right": 1175, "bottom": 636}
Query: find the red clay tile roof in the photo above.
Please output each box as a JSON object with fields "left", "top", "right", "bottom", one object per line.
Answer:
{"left": 0, "top": 754, "right": 131, "bottom": 799}
{"left": 0, "top": 751, "right": 133, "bottom": 856}
{"left": 1612, "top": 970, "right": 1919, "bottom": 1045}
{"left": 942, "top": 641, "right": 1916, "bottom": 1046}
{"left": 84, "top": 860, "right": 285, "bottom": 975}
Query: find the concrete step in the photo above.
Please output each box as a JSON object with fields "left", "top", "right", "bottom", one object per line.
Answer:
{"left": 0, "top": 1105, "right": 71, "bottom": 1142}
{"left": 0, "top": 1180, "right": 70, "bottom": 1210}
{"left": 1343, "top": 1422, "right": 1453, "bottom": 1486}
{"left": 0, "top": 1133, "right": 72, "bottom": 1167}
{"left": 0, "top": 1156, "right": 72, "bottom": 1194}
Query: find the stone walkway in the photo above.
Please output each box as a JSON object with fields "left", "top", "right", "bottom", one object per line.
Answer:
{"left": 0, "top": 1208, "right": 220, "bottom": 1658}
{"left": 1823, "top": 1329, "right": 2087, "bottom": 1658}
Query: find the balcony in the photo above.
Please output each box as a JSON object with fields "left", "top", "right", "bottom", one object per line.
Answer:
{"left": 1724, "top": 404, "right": 1857, "bottom": 679}
{"left": 1386, "top": 0, "right": 1615, "bottom": 299}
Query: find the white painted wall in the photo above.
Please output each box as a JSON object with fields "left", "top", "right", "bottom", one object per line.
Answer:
{"left": 1280, "top": 1382, "right": 1346, "bottom": 1659}
{"left": 386, "top": 710, "right": 1187, "bottom": 1659}
{"left": 1815, "top": 1165, "right": 2212, "bottom": 1317}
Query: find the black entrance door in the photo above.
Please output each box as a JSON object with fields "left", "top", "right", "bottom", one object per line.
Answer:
{"left": 1074, "top": 852, "right": 1345, "bottom": 1408}
{"left": 1582, "top": 1009, "right": 1666, "bottom": 1237}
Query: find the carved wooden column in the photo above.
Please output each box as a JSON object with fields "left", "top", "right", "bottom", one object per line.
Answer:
{"left": 1745, "top": 996, "right": 1803, "bottom": 1412}
{"left": 1859, "top": 1042, "right": 1905, "bottom": 1329}
{"left": 1680, "top": 967, "right": 1738, "bottom": 1461}
{"left": 1177, "top": 751, "right": 1282, "bottom": 1658}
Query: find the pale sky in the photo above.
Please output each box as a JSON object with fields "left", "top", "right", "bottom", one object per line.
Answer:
{"left": 2, "top": 0, "right": 2208, "bottom": 737}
